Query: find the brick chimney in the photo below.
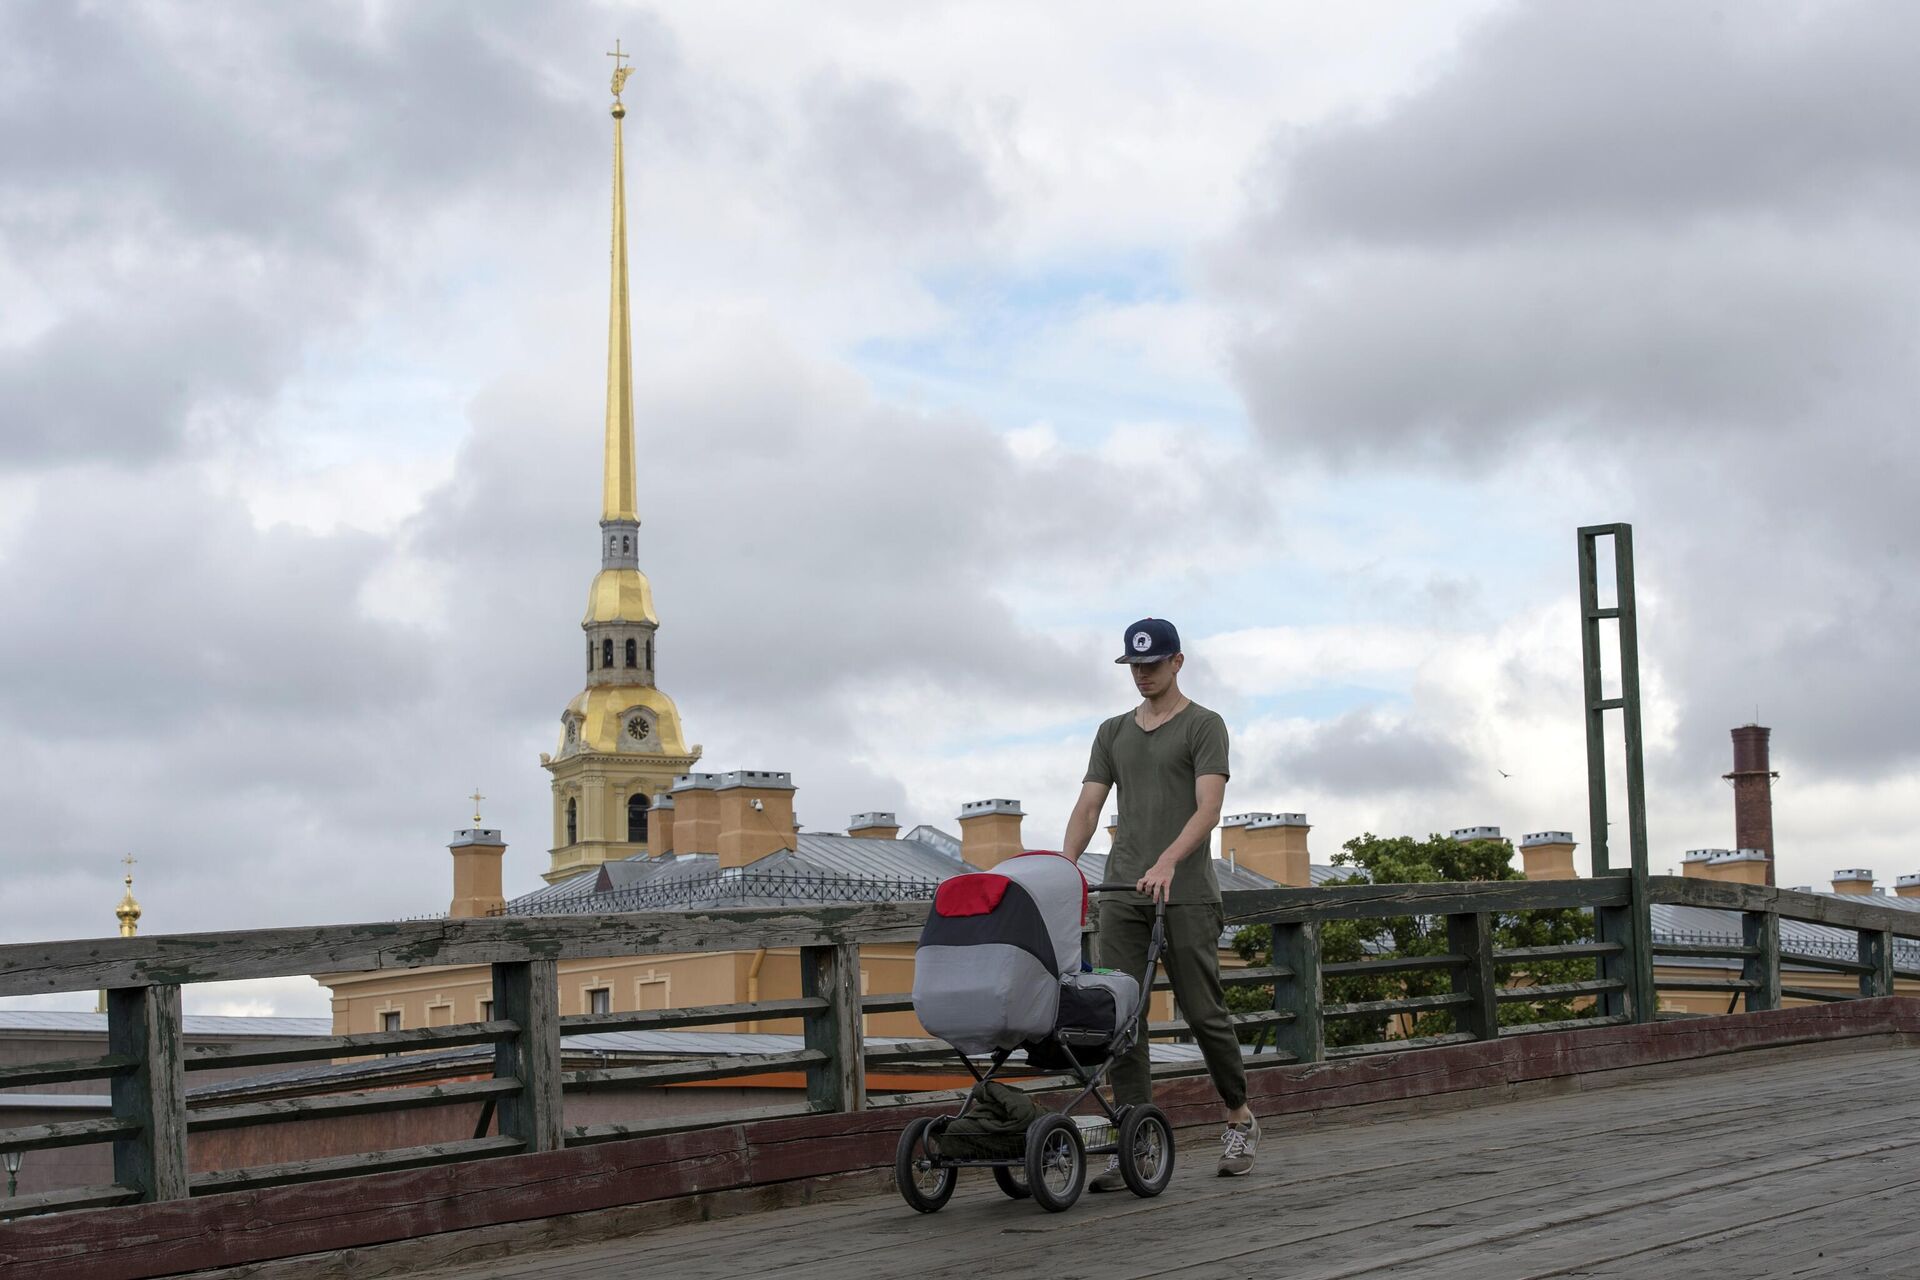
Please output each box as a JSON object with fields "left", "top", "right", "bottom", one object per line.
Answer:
{"left": 848, "top": 811, "right": 901, "bottom": 840}
{"left": 1518, "top": 831, "right": 1577, "bottom": 881}
{"left": 959, "top": 799, "right": 1025, "bottom": 869}
{"left": 1725, "top": 724, "right": 1778, "bottom": 887}
{"left": 1224, "top": 813, "right": 1311, "bottom": 886}
{"left": 1896, "top": 873, "right": 1920, "bottom": 899}
{"left": 715, "top": 771, "right": 797, "bottom": 870}
{"left": 1831, "top": 868, "right": 1875, "bottom": 895}
{"left": 646, "top": 793, "right": 673, "bottom": 858}
{"left": 670, "top": 774, "right": 720, "bottom": 854}
{"left": 449, "top": 827, "right": 506, "bottom": 919}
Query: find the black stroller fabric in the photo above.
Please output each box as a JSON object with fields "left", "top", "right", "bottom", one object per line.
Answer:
{"left": 931, "top": 1080, "right": 1040, "bottom": 1159}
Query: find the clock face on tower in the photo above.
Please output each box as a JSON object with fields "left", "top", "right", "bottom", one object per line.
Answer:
{"left": 624, "top": 712, "right": 654, "bottom": 747}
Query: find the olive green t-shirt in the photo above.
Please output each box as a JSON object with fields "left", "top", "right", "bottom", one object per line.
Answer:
{"left": 1084, "top": 701, "right": 1230, "bottom": 904}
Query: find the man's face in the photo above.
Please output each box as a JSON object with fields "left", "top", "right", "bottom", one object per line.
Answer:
{"left": 1130, "top": 653, "right": 1182, "bottom": 698}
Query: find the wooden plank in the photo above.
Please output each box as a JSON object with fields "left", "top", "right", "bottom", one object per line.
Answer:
{"left": 1744, "top": 910, "right": 1782, "bottom": 1013}
{"left": 1495, "top": 941, "right": 1623, "bottom": 962}
{"left": 1777, "top": 949, "right": 1875, "bottom": 975}
{"left": 0, "top": 1183, "right": 140, "bottom": 1219}
{"left": 563, "top": 1049, "right": 825, "bottom": 1091}
{"left": 1150, "top": 1009, "right": 1291, "bottom": 1037}
{"left": 1659, "top": 977, "right": 1758, "bottom": 992}
{"left": 0, "top": 901, "right": 934, "bottom": 998}
{"left": 1653, "top": 941, "right": 1760, "bottom": 959}
{"left": 1448, "top": 913, "right": 1498, "bottom": 1041}
{"left": 0, "top": 1114, "right": 138, "bottom": 1154}
{"left": 1269, "top": 920, "right": 1323, "bottom": 1064}
{"left": 1325, "top": 1031, "right": 1479, "bottom": 1058}
{"left": 1780, "top": 985, "right": 1855, "bottom": 1004}
{"left": 1497, "top": 1013, "right": 1631, "bottom": 1036}
{"left": 491, "top": 960, "right": 562, "bottom": 1154}
{"left": 1218, "top": 963, "right": 1297, "bottom": 984}
{"left": 1323, "top": 991, "right": 1472, "bottom": 1018}
{"left": 1323, "top": 953, "right": 1464, "bottom": 977}
{"left": 563, "top": 1101, "right": 816, "bottom": 1147}
{"left": 188, "top": 1078, "right": 520, "bottom": 1132}
{"left": 1494, "top": 978, "right": 1624, "bottom": 1002}
{"left": 0, "top": 1053, "right": 137, "bottom": 1089}
{"left": 560, "top": 997, "right": 823, "bottom": 1035}
{"left": 107, "top": 984, "right": 188, "bottom": 1202}
{"left": 799, "top": 942, "right": 864, "bottom": 1113}
{"left": 1651, "top": 876, "right": 1920, "bottom": 938}
{"left": 1224, "top": 877, "right": 1625, "bottom": 925}
{"left": 1860, "top": 929, "right": 1895, "bottom": 998}
{"left": 184, "top": 1020, "right": 517, "bottom": 1071}
{"left": 191, "top": 1135, "right": 525, "bottom": 1195}
{"left": 856, "top": 992, "right": 915, "bottom": 1015}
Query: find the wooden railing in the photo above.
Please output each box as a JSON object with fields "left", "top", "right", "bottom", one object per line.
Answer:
{"left": 3, "top": 876, "right": 1917, "bottom": 1220}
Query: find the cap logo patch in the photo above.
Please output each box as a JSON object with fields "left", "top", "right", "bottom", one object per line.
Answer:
{"left": 1132, "top": 630, "right": 1152, "bottom": 652}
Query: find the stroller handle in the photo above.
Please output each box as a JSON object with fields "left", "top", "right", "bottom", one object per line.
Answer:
{"left": 1088, "top": 882, "right": 1169, "bottom": 914}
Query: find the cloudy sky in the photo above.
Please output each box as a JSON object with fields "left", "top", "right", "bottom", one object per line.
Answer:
{"left": 4, "top": 1, "right": 1917, "bottom": 1015}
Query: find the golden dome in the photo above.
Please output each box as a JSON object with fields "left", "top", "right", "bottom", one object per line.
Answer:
{"left": 115, "top": 876, "right": 141, "bottom": 938}
{"left": 558, "top": 684, "right": 691, "bottom": 757}
{"left": 583, "top": 568, "right": 658, "bottom": 626}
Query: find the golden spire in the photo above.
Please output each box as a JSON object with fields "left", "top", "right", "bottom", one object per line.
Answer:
{"left": 469, "top": 787, "right": 486, "bottom": 825}
{"left": 115, "top": 853, "right": 141, "bottom": 939}
{"left": 603, "top": 40, "right": 638, "bottom": 524}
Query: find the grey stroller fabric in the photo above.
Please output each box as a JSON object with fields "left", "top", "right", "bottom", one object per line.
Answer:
{"left": 913, "top": 853, "right": 1089, "bottom": 1055}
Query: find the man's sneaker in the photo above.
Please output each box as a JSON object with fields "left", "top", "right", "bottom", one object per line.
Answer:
{"left": 1089, "top": 1154, "right": 1126, "bottom": 1192}
{"left": 1217, "top": 1114, "right": 1259, "bottom": 1177}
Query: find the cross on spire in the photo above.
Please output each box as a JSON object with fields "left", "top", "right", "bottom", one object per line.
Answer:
{"left": 470, "top": 789, "right": 486, "bottom": 825}
{"left": 607, "top": 39, "right": 634, "bottom": 100}
{"left": 122, "top": 852, "right": 136, "bottom": 883}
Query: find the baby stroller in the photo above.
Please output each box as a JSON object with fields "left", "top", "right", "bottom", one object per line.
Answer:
{"left": 894, "top": 852, "right": 1174, "bottom": 1213}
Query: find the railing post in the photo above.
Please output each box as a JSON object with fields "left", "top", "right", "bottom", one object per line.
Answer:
{"left": 491, "top": 960, "right": 563, "bottom": 1152}
{"left": 1859, "top": 929, "right": 1895, "bottom": 998}
{"left": 1447, "top": 913, "right": 1499, "bottom": 1041}
{"left": 801, "top": 941, "right": 865, "bottom": 1112}
{"left": 106, "top": 984, "right": 188, "bottom": 1201}
{"left": 1742, "top": 910, "right": 1781, "bottom": 1012}
{"left": 1270, "top": 921, "right": 1323, "bottom": 1063}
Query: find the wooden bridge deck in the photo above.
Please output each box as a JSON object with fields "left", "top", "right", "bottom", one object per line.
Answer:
{"left": 410, "top": 1041, "right": 1920, "bottom": 1280}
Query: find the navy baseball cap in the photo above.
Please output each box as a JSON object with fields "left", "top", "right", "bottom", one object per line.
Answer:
{"left": 1116, "top": 617, "right": 1180, "bottom": 664}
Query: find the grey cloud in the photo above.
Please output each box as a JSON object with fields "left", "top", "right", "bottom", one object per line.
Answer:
{"left": 794, "top": 74, "right": 1002, "bottom": 240}
{"left": 1259, "top": 710, "right": 1470, "bottom": 797}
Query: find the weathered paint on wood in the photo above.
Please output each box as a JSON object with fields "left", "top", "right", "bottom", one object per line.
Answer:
{"left": 1324, "top": 952, "right": 1465, "bottom": 977}
{"left": 107, "top": 984, "right": 188, "bottom": 1202}
{"left": 1860, "top": 929, "right": 1895, "bottom": 998}
{"left": 1322, "top": 990, "right": 1473, "bottom": 1019}
{"left": 564, "top": 1049, "right": 825, "bottom": 1091}
{"left": 1653, "top": 876, "right": 1920, "bottom": 938}
{"left": 1493, "top": 977, "right": 1623, "bottom": 1003}
{"left": 491, "top": 961, "right": 563, "bottom": 1154}
{"left": 1269, "top": 920, "right": 1322, "bottom": 1064}
{"left": 800, "top": 942, "right": 865, "bottom": 1113}
{"left": 1495, "top": 940, "right": 1624, "bottom": 963}
{"left": 188, "top": 1078, "right": 520, "bottom": 1133}
{"left": 0, "top": 1053, "right": 136, "bottom": 1089}
{"left": 0, "top": 1114, "right": 137, "bottom": 1154}
{"left": 1654, "top": 940, "right": 1761, "bottom": 959}
{"left": 1226, "top": 877, "right": 1625, "bottom": 925}
{"left": 191, "top": 1135, "right": 525, "bottom": 1195}
{"left": 1744, "top": 909, "right": 1782, "bottom": 1012}
{"left": 1448, "top": 913, "right": 1498, "bottom": 1041}
{"left": 559, "top": 996, "right": 824, "bottom": 1036}
{"left": 0, "top": 901, "right": 933, "bottom": 997}
{"left": 184, "top": 1020, "right": 517, "bottom": 1071}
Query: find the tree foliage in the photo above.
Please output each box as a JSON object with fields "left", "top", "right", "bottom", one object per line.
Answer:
{"left": 1227, "top": 833, "right": 1597, "bottom": 1048}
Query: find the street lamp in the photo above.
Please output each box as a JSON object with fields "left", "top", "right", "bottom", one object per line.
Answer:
{"left": 2, "top": 1148, "right": 21, "bottom": 1199}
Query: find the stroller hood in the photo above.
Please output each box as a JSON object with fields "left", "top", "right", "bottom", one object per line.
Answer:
{"left": 912, "top": 852, "right": 1087, "bottom": 1054}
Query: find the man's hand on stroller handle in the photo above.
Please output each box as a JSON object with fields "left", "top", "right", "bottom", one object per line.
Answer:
{"left": 1134, "top": 861, "right": 1176, "bottom": 903}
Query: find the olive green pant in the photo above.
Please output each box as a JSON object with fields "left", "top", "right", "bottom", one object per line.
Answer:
{"left": 1098, "top": 898, "right": 1247, "bottom": 1110}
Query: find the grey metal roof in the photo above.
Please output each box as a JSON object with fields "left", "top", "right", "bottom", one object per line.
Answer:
{"left": 0, "top": 1093, "right": 111, "bottom": 1109}
{"left": 1073, "top": 853, "right": 1352, "bottom": 892}
{"left": 1650, "top": 900, "right": 1920, "bottom": 969}
{"left": 0, "top": 1012, "right": 333, "bottom": 1038}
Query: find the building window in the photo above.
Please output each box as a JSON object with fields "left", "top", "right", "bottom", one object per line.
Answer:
{"left": 427, "top": 1003, "right": 454, "bottom": 1028}
{"left": 636, "top": 977, "right": 669, "bottom": 1010}
{"left": 587, "top": 639, "right": 594, "bottom": 672}
{"left": 628, "top": 793, "right": 649, "bottom": 843}
{"left": 645, "top": 636, "right": 654, "bottom": 670}
{"left": 625, "top": 637, "right": 637, "bottom": 668}
{"left": 587, "top": 987, "right": 611, "bottom": 1016}
{"left": 566, "top": 797, "right": 578, "bottom": 845}
{"left": 479, "top": 999, "right": 493, "bottom": 1022}
{"left": 380, "top": 1010, "right": 401, "bottom": 1032}
{"left": 602, "top": 638, "right": 614, "bottom": 669}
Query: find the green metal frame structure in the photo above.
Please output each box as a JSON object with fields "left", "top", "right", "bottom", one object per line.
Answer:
{"left": 1578, "top": 523, "right": 1657, "bottom": 1022}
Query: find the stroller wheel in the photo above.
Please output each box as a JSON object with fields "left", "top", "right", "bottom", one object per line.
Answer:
{"left": 992, "top": 1163, "right": 1032, "bottom": 1200}
{"left": 1117, "top": 1103, "right": 1175, "bottom": 1197}
{"left": 895, "top": 1117, "right": 955, "bottom": 1213}
{"left": 1023, "top": 1114, "right": 1085, "bottom": 1212}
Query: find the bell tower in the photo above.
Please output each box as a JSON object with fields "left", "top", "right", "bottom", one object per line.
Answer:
{"left": 540, "top": 45, "right": 700, "bottom": 885}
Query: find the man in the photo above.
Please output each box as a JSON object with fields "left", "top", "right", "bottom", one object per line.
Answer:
{"left": 1062, "top": 617, "right": 1257, "bottom": 1187}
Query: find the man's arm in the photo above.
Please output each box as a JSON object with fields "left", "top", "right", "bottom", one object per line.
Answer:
{"left": 1135, "top": 773, "right": 1226, "bottom": 902}
{"left": 1063, "top": 780, "right": 1111, "bottom": 859}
